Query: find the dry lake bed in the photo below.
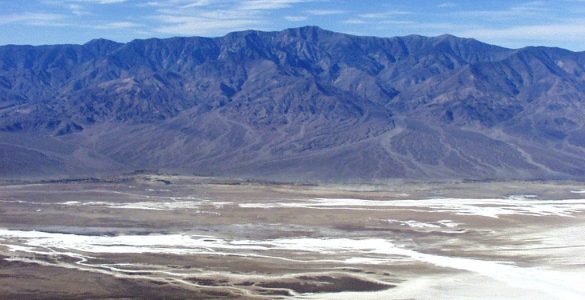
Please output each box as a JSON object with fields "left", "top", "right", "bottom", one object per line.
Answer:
{"left": 0, "top": 175, "right": 584, "bottom": 299}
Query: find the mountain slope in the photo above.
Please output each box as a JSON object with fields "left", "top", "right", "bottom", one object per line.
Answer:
{"left": 1, "top": 26, "right": 584, "bottom": 181}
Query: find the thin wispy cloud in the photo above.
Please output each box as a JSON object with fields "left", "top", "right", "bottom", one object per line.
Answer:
{"left": 44, "top": 0, "right": 127, "bottom": 6}
{"left": 285, "top": 15, "right": 308, "bottom": 22}
{"left": 70, "top": 0, "right": 127, "bottom": 4}
{"left": 437, "top": 2, "right": 456, "bottom": 8}
{"left": 341, "top": 10, "right": 411, "bottom": 27}
{"left": 98, "top": 0, "right": 126, "bottom": 3}
{"left": 358, "top": 11, "right": 410, "bottom": 19}
{"left": 92, "top": 21, "right": 141, "bottom": 29}
{"left": 152, "top": 0, "right": 319, "bottom": 36}
{"left": 64, "top": 4, "right": 87, "bottom": 15}
{"left": 0, "top": 12, "right": 66, "bottom": 26}
{"left": 155, "top": 19, "right": 260, "bottom": 35}
{"left": 2, "top": 0, "right": 585, "bottom": 50}
{"left": 154, "top": 12, "right": 261, "bottom": 35}
{"left": 455, "top": 1, "right": 552, "bottom": 20}
{"left": 459, "top": 20, "right": 585, "bottom": 45}
{"left": 343, "top": 18, "right": 366, "bottom": 24}
{"left": 240, "top": 0, "right": 306, "bottom": 11}
{"left": 42, "top": 0, "right": 128, "bottom": 16}
{"left": 306, "top": 9, "right": 346, "bottom": 16}
{"left": 181, "top": 0, "right": 214, "bottom": 8}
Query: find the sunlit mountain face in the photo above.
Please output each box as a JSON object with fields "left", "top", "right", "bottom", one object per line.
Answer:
{"left": 1, "top": 26, "right": 585, "bottom": 180}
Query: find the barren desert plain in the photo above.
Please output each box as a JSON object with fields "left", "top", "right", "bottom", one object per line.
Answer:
{"left": 1, "top": 175, "right": 584, "bottom": 299}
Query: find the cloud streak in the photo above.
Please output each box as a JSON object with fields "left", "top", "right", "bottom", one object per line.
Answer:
{"left": 68, "top": 0, "right": 127, "bottom": 4}
{"left": 239, "top": 0, "right": 306, "bottom": 10}
{"left": 0, "top": 12, "right": 66, "bottom": 26}
{"left": 459, "top": 20, "right": 585, "bottom": 45}
{"left": 2, "top": 0, "right": 585, "bottom": 50}
{"left": 306, "top": 9, "right": 346, "bottom": 16}
{"left": 154, "top": 12, "right": 261, "bottom": 35}
{"left": 285, "top": 15, "right": 307, "bottom": 21}
{"left": 454, "top": 1, "right": 552, "bottom": 20}
{"left": 91, "top": 21, "right": 142, "bottom": 29}
{"left": 151, "top": 0, "right": 319, "bottom": 36}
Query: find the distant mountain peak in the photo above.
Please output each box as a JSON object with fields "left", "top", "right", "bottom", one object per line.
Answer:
{"left": 84, "top": 37, "right": 115, "bottom": 44}
{"left": 84, "top": 38, "right": 121, "bottom": 47}
{"left": 1, "top": 27, "right": 584, "bottom": 180}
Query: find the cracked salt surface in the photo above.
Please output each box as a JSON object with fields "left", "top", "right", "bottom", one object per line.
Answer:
{"left": 240, "top": 197, "right": 585, "bottom": 218}
{"left": 0, "top": 229, "right": 584, "bottom": 299}
{"left": 388, "top": 220, "right": 441, "bottom": 229}
{"left": 60, "top": 200, "right": 232, "bottom": 210}
{"left": 384, "top": 219, "right": 462, "bottom": 231}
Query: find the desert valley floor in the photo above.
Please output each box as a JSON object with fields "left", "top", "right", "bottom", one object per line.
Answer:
{"left": 0, "top": 175, "right": 584, "bottom": 299}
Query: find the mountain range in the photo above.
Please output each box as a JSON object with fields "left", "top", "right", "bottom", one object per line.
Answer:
{"left": 1, "top": 26, "right": 584, "bottom": 181}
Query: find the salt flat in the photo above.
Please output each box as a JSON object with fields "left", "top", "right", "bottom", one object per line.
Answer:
{"left": 0, "top": 176, "right": 584, "bottom": 299}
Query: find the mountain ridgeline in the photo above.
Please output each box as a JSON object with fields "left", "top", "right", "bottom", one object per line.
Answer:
{"left": 1, "top": 26, "right": 585, "bottom": 180}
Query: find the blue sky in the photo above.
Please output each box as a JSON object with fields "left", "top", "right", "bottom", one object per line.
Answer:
{"left": 1, "top": 0, "right": 585, "bottom": 50}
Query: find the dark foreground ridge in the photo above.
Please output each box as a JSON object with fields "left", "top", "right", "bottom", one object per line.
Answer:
{"left": 1, "top": 26, "right": 584, "bottom": 181}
